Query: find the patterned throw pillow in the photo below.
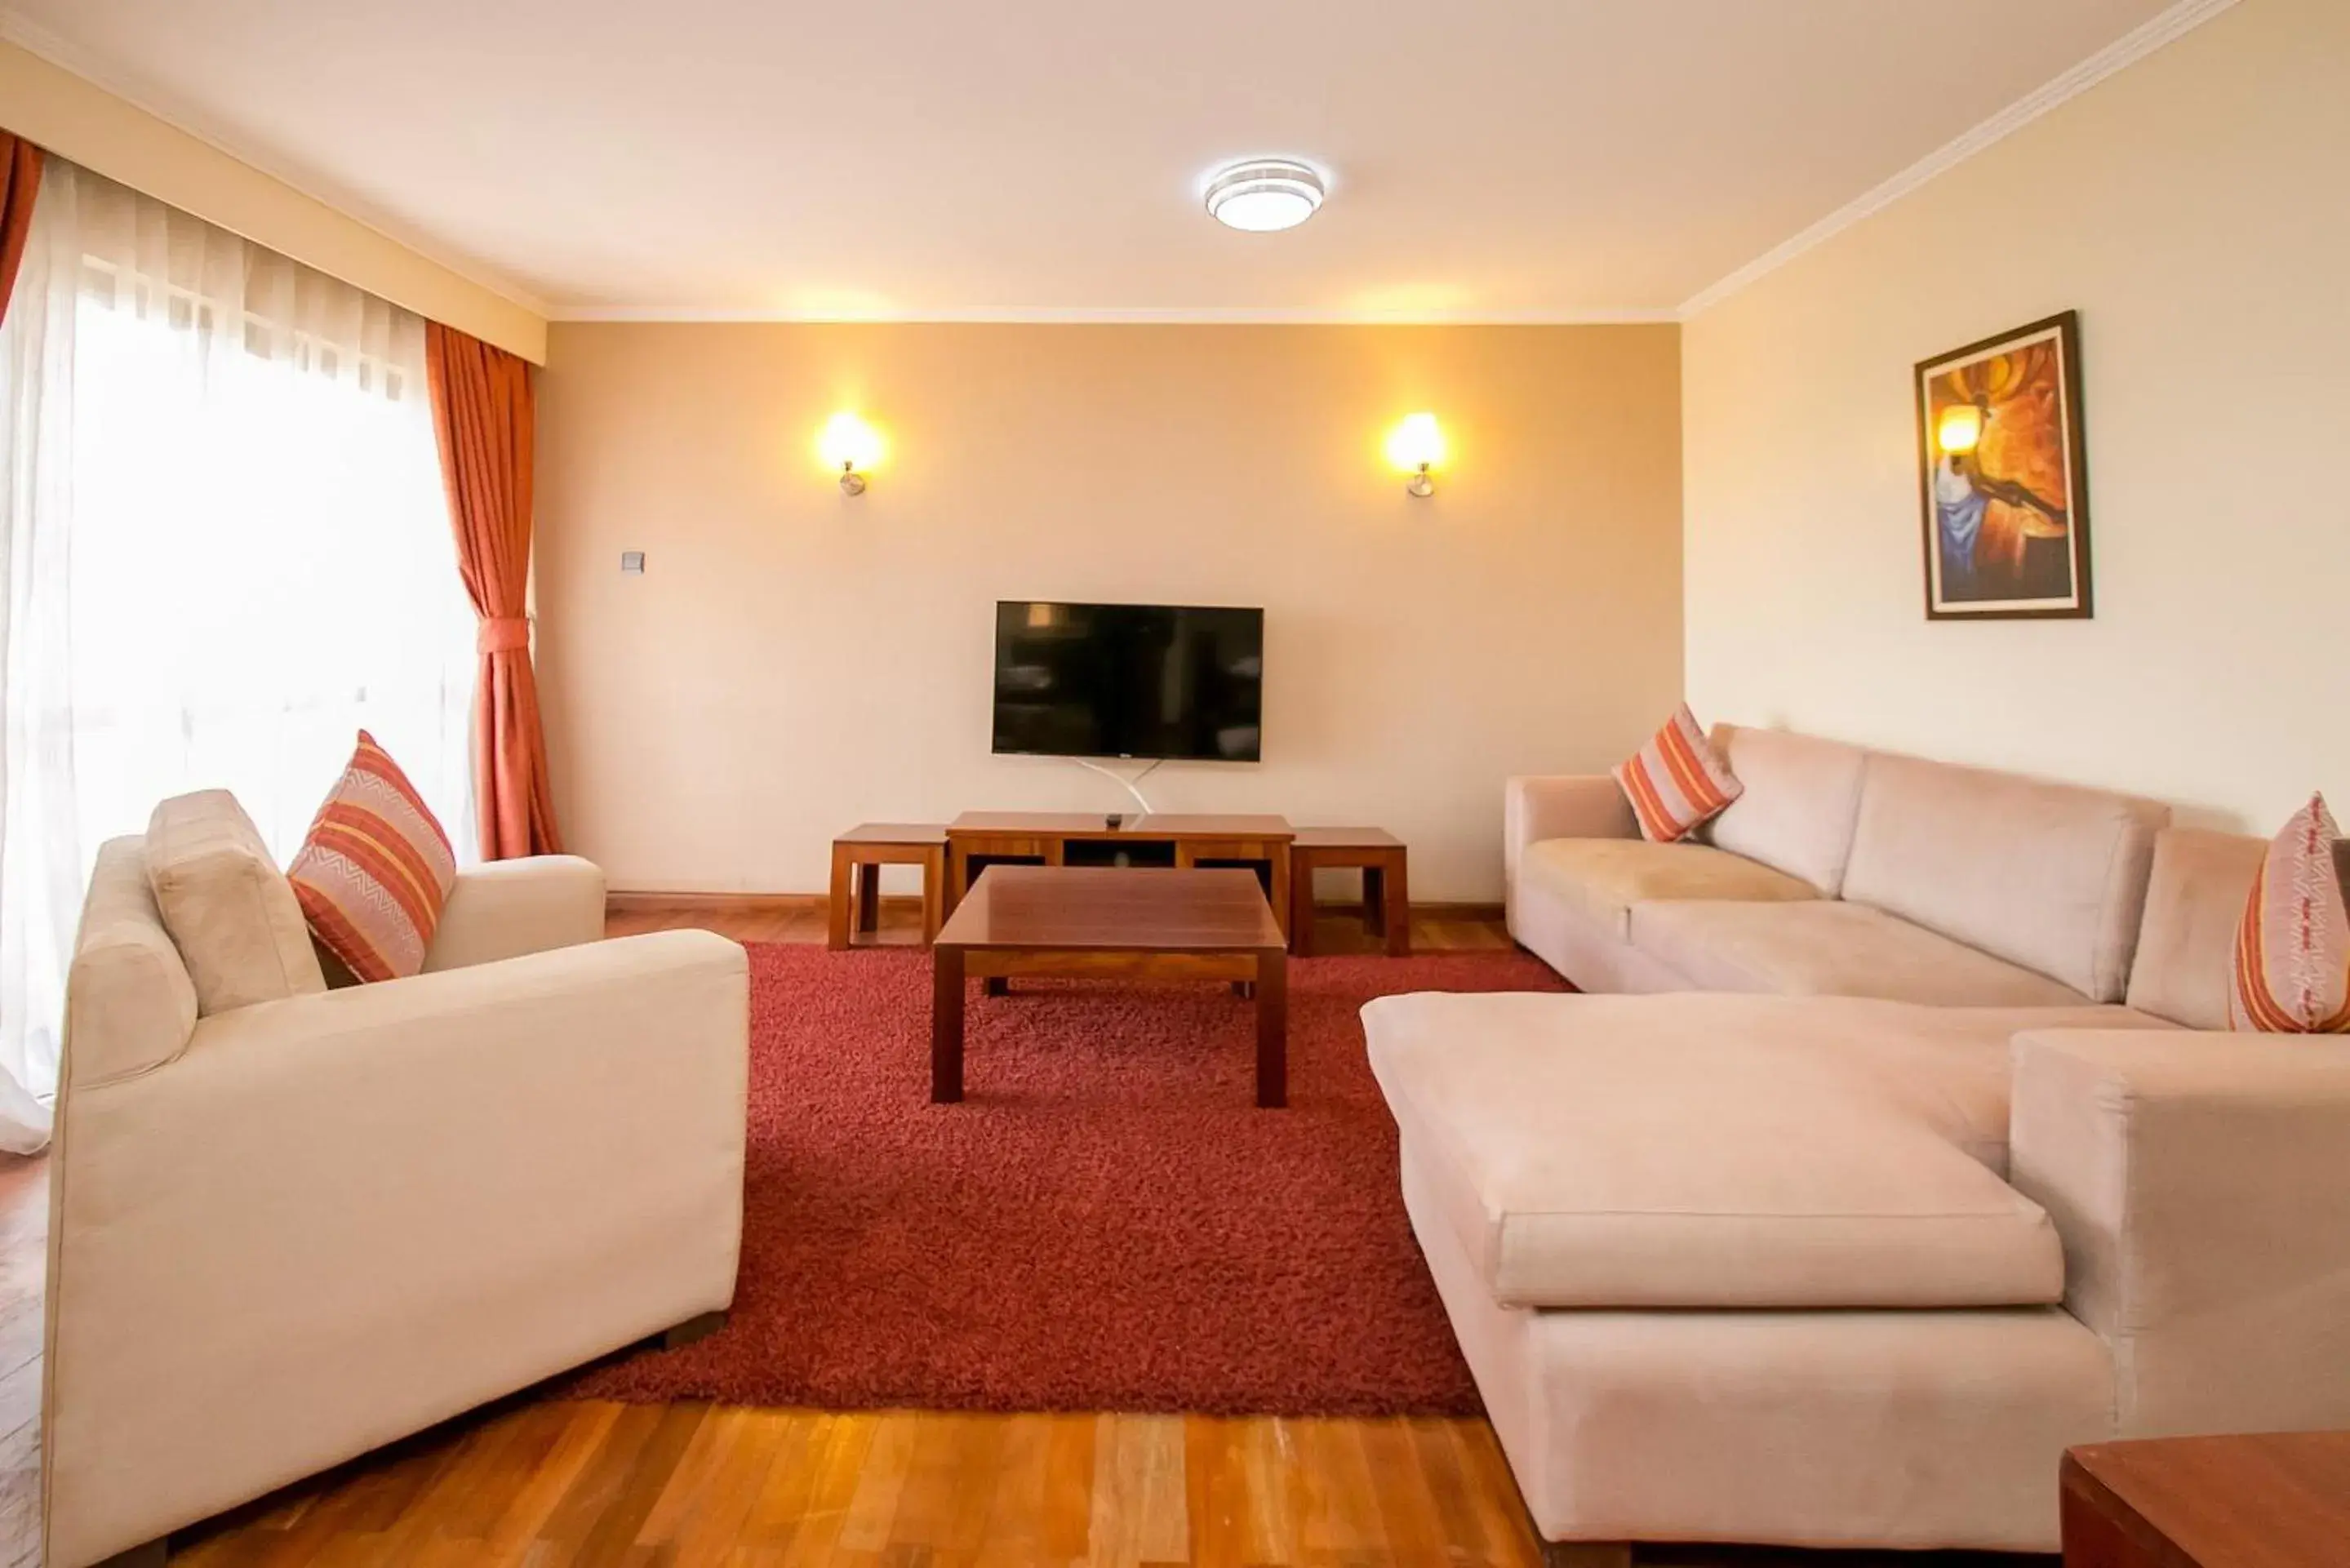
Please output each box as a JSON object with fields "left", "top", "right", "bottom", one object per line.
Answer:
{"left": 288, "top": 732, "right": 459, "bottom": 983}
{"left": 2231, "top": 793, "right": 2350, "bottom": 1033}
{"left": 1612, "top": 704, "right": 1744, "bottom": 843}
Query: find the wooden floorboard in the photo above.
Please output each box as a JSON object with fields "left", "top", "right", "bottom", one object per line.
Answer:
{"left": 0, "top": 900, "right": 2049, "bottom": 1566}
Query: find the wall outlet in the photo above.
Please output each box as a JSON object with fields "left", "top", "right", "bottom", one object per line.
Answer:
{"left": 620, "top": 551, "right": 646, "bottom": 574}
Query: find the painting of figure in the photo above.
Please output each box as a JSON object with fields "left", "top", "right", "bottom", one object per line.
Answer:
{"left": 1915, "top": 311, "right": 2091, "bottom": 619}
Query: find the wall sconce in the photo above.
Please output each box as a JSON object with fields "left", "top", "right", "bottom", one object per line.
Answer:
{"left": 1384, "top": 411, "right": 1446, "bottom": 497}
{"left": 1935, "top": 402, "right": 1985, "bottom": 456}
{"left": 818, "top": 412, "right": 883, "bottom": 495}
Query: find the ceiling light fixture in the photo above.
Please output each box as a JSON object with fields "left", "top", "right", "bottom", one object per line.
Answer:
{"left": 1204, "top": 158, "right": 1326, "bottom": 233}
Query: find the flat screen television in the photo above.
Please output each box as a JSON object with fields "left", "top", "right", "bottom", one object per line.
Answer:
{"left": 991, "top": 601, "right": 1263, "bottom": 762}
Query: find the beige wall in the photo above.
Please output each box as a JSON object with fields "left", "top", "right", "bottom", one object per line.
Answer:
{"left": 536, "top": 322, "right": 1683, "bottom": 899}
{"left": 0, "top": 40, "right": 545, "bottom": 361}
{"left": 1681, "top": 0, "right": 2348, "bottom": 834}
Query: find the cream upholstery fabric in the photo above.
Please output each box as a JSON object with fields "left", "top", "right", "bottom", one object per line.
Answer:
{"left": 142, "top": 790, "right": 325, "bottom": 1013}
{"left": 43, "top": 831, "right": 750, "bottom": 1568}
{"left": 1402, "top": 1152, "right": 2113, "bottom": 1552}
{"left": 64, "top": 839, "right": 198, "bottom": 1087}
{"left": 1840, "top": 753, "right": 2166, "bottom": 1003}
{"left": 2125, "top": 828, "right": 2266, "bottom": 1029}
{"left": 1364, "top": 992, "right": 2152, "bottom": 1307}
{"left": 1504, "top": 883, "right": 1692, "bottom": 994}
{"left": 1630, "top": 899, "right": 2087, "bottom": 1007}
{"left": 1517, "top": 837, "right": 1817, "bottom": 941}
{"left": 1503, "top": 774, "right": 1635, "bottom": 929}
{"left": 424, "top": 855, "right": 608, "bottom": 971}
{"left": 2008, "top": 1028, "right": 2350, "bottom": 1441}
{"left": 1704, "top": 724, "right": 1868, "bottom": 895}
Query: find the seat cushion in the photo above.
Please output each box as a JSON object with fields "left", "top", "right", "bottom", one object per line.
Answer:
{"left": 1704, "top": 724, "right": 1868, "bottom": 895}
{"left": 1630, "top": 899, "right": 2089, "bottom": 1007}
{"left": 1365, "top": 992, "right": 2069, "bottom": 1309}
{"left": 1518, "top": 837, "right": 1817, "bottom": 940}
{"left": 144, "top": 790, "right": 327, "bottom": 1015}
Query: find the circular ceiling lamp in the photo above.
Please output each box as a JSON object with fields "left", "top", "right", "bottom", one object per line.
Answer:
{"left": 1204, "top": 158, "right": 1326, "bottom": 233}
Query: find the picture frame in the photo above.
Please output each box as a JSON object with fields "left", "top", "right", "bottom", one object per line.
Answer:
{"left": 1915, "top": 309, "right": 2092, "bottom": 620}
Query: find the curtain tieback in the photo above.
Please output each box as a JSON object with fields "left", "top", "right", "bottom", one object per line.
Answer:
{"left": 477, "top": 616, "right": 532, "bottom": 655}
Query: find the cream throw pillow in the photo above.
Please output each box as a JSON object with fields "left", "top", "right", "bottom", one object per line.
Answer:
{"left": 144, "top": 790, "right": 327, "bottom": 1015}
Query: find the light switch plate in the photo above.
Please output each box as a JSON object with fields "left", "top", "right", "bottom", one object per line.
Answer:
{"left": 620, "top": 551, "right": 646, "bottom": 574}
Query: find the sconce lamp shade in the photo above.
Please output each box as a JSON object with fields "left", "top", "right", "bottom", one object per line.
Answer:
{"left": 1385, "top": 412, "right": 1446, "bottom": 473}
{"left": 819, "top": 412, "right": 884, "bottom": 477}
{"left": 1935, "top": 403, "right": 1984, "bottom": 455}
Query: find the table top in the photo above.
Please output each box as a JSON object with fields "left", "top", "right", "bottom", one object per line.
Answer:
{"left": 948, "top": 811, "right": 1294, "bottom": 841}
{"left": 935, "top": 867, "right": 1286, "bottom": 952}
{"left": 835, "top": 822, "right": 948, "bottom": 846}
{"left": 1291, "top": 826, "right": 1405, "bottom": 851}
{"left": 2065, "top": 1431, "right": 2350, "bottom": 1567}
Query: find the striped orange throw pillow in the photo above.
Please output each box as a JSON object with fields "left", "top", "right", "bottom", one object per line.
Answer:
{"left": 1612, "top": 704, "right": 1743, "bottom": 843}
{"left": 288, "top": 731, "right": 459, "bottom": 983}
{"left": 2231, "top": 793, "right": 2350, "bottom": 1033}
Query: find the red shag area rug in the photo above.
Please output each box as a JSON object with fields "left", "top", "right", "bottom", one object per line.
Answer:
{"left": 564, "top": 944, "right": 1566, "bottom": 1416}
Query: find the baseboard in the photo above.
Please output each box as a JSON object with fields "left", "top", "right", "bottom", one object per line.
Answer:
{"left": 610, "top": 890, "right": 1501, "bottom": 921}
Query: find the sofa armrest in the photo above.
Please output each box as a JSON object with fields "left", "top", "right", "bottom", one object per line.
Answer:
{"left": 44, "top": 931, "right": 748, "bottom": 1566}
{"left": 423, "top": 854, "right": 607, "bottom": 971}
{"left": 2008, "top": 1028, "right": 2350, "bottom": 1437}
{"left": 1504, "top": 774, "right": 1635, "bottom": 882}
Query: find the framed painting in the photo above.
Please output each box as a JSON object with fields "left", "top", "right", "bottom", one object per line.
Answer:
{"left": 1915, "top": 310, "right": 2091, "bottom": 620}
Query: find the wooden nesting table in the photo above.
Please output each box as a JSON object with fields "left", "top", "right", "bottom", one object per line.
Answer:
{"left": 929, "top": 865, "right": 1290, "bottom": 1108}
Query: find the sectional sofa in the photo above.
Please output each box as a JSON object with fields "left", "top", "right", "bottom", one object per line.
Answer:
{"left": 1366, "top": 726, "right": 2350, "bottom": 1560}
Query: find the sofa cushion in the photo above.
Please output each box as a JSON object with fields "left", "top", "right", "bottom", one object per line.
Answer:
{"left": 1841, "top": 752, "right": 2168, "bottom": 1002}
{"left": 1704, "top": 725, "right": 1868, "bottom": 895}
{"left": 1613, "top": 703, "right": 1742, "bottom": 842}
{"left": 1629, "top": 899, "right": 2088, "bottom": 1008}
{"left": 2231, "top": 794, "right": 2350, "bottom": 1033}
{"left": 144, "top": 790, "right": 327, "bottom": 1015}
{"left": 2127, "top": 828, "right": 2266, "bottom": 1029}
{"left": 1518, "top": 837, "right": 1817, "bottom": 941}
{"left": 1364, "top": 992, "right": 2071, "bottom": 1309}
{"left": 288, "top": 731, "right": 460, "bottom": 983}
{"left": 66, "top": 837, "right": 200, "bottom": 1087}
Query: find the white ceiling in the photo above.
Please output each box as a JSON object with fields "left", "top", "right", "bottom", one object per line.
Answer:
{"left": 1, "top": 0, "right": 2184, "bottom": 320}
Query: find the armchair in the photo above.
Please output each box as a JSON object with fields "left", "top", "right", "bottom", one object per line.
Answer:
{"left": 42, "top": 810, "right": 749, "bottom": 1568}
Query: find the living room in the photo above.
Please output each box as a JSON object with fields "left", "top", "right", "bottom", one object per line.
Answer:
{"left": 1, "top": 0, "right": 2346, "bottom": 1564}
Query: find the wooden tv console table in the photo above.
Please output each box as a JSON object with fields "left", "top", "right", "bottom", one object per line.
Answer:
{"left": 944, "top": 811, "right": 1296, "bottom": 936}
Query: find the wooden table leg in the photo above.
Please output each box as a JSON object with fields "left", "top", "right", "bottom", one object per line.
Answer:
{"left": 1361, "top": 864, "right": 1384, "bottom": 939}
{"left": 1289, "top": 853, "right": 1318, "bottom": 957}
{"left": 931, "top": 947, "right": 966, "bottom": 1103}
{"left": 1382, "top": 851, "right": 1411, "bottom": 957}
{"left": 826, "top": 843, "right": 855, "bottom": 950}
{"left": 1255, "top": 946, "right": 1287, "bottom": 1108}
{"left": 855, "top": 862, "right": 882, "bottom": 935}
{"left": 920, "top": 846, "right": 944, "bottom": 944}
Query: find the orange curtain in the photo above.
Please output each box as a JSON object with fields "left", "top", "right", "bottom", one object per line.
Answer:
{"left": 0, "top": 133, "right": 41, "bottom": 325}
{"left": 424, "top": 322, "right": 563, "bottom": 860}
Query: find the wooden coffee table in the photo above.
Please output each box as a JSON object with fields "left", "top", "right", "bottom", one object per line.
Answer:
{"left": 2063, "top": 1430, "right": 2350, "bottom": 1566}
{"left": 930, "top": 866, "right": 1290, "bottom": 1108}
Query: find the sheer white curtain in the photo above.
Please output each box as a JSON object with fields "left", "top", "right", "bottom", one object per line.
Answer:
{"left": 0, "top": 159, "right": 478, "bottom": 1152}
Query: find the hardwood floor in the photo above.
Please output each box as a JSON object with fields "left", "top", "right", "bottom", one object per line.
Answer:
{"left": 0, "top": 901, "right": 2048, "bottom": 1566}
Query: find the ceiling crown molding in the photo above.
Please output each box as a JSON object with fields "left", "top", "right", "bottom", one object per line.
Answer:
{"left": 1677, "top": 0, "right": 2241, "bottom": 319}
{"left": 547, "top": 304, "right": 1684, "bottom": 326}
{"left": 0, "top": 7, "right": 549, "bottom": 318}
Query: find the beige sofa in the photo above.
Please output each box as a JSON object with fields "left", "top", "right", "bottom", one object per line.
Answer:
{"left": 43, "top": 793, "right": 751, "bottom": 1568}
{"left": 1371, "top": 729, "right": 2350, "bottom": 1558}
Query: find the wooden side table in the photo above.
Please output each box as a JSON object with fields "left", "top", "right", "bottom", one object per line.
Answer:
{"left": 1288, "top": 828, "right": 1410, "bottom": 957}
{"left": 2062, "top": 1430, "right": 2350, "bottom": 1566}
{"left": 827, "top": 824, "right": 946, "bottom": 948}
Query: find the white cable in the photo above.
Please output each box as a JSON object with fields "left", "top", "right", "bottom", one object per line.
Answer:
{"left": 1070, "top": 756, "right": 1159, "bottom": 817}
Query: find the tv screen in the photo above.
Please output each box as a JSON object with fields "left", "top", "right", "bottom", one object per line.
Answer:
{"left": 991, "top": 601, "right": 1263, "bottom": 762}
